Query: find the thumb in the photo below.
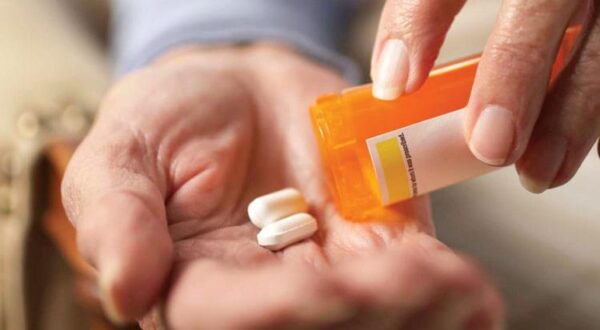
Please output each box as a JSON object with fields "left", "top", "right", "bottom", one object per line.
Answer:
{"left": 62, "top": 136, "right": 173, "bottom": 324}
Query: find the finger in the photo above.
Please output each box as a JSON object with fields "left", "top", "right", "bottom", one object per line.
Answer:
{"left": 465, "top": 0, "right": 580, "bottom": 166}
{"left": 334, "top": 234, "right": 503, "bottom": 329}
{"left": 403, "top": 257, "right": 505, "bottom": 330}
{"left": 62, "top": 129, "right": 173, "bottom": 323}
{"left": 164, "top": 261, "right": 358, "bottom": 330}
{"left": 517, "top": 13, "right": 600, "bottom": 192}
{"left": 402, "top": 286, "right": 503, "bottom": 330}
{"left": 371, "top": 0, "right": 467, "bottom": 100}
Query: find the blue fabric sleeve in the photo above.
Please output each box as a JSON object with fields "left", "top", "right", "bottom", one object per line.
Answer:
{"left": 111, "top": 0, "right": 361, "bottom": 82}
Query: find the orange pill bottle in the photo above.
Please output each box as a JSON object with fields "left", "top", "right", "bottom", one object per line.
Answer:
{"left": 310, "top": 27, "right": 580, "bottom": 220}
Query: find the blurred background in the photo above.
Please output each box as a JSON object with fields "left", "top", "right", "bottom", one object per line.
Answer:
{"left": 0, "top": 0, "right": 598, "bottom": 329}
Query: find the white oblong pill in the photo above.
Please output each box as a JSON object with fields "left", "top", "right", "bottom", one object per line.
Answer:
{"left": 257, "top": 213, "right": 318, "bottom": 251}
{"left": 247, "top": 188, "right": 308, "bottom": 228}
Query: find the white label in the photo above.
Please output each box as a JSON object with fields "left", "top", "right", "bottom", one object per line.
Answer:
{"left": 366, "top": 109, "right": 495, "bottom": 205}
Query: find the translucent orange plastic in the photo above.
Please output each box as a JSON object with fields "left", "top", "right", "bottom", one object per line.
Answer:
{"left": 310, "top": 27, "right": 581, "bottom": 220}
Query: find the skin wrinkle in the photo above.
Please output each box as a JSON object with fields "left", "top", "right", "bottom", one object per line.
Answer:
{"left": 102, "top": 77, "right": 176, "bottom": 190}
{"left": 164, "top": 88, "right": 253, "bottom": 237}
{"left": 327, "top": 224, "right": 390, "bottom": 259}
{"left": 232, "top": 240, "right": 274, "bottom": 266}
{"left": 168, "top": 156, "right": 212, "bottom": 203}
{"left": 167, "top": 182, "right": 250, "bottom": 241}
{"left": 486, "top": 37, "right": 553, "bottom": 74}
{"left": 103, "top": 111, "right": 168, "bottom": 197}
{"left": 147, "top": 87, "right": 200, "bottom": 194}
{"left": 96, "top": 167, "right": 164, "bottom": 219}
{"left": 167, "top": 179, "right": 223, "bottom": 240}
{"left": 502, "top": 0, "right": 569, "bottom": 24}
{"left": 174, "top": 233, "right": 262, "bottom": 264}
{"left": 166, "top": 168, "right": 224, "bottom": 230}
{"left": 66, "top": 136, "right": 166, "bottom": 229}
{"left": 165, "top": 109, "right": 242, "bottom": 188}
{"left": 293, "top": 243, "right": 331, "bottom": 271}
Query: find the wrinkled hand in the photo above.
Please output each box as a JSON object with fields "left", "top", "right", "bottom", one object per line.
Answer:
{"left": 371, "top": 0, "right": 600, "bottom": 193}
{"left": 62, "top": 45, "right": 503, "bottom": 329}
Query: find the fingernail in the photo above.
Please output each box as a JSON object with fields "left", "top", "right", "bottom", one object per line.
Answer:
{"left": 469, "top": 105, "right": 515, "bottom": 166}
{"left": 99, "top": 266, "right": 127, "bottom": 325}
{"left": 518, "top": 135, "right": 567, "bottom": 193}
{"left": 372, "top": 39, "right": 409, "bottom": 100}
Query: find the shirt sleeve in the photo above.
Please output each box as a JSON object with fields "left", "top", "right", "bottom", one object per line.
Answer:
{"left": 111, "top": 0, "right": 361, "bottom": 82}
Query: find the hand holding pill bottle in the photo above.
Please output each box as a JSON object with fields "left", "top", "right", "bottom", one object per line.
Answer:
{"left": 311, "top": 27, "right": 580, "bottom": 220}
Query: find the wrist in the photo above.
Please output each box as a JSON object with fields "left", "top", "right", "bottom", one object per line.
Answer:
{"left": 150, "top": 41, "right": 343, "bottom": 94}
{"left": 152, "top": 42, "right": 302, "bottom": 69}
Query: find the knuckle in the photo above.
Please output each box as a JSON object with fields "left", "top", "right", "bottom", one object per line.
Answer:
{"left": 485, "top": 37, "right": 549, "bottom": 73}
{"left": 504, "top": 0, "right": 568, "bottom": 19}
{"left": 384, "top": 0, "right": 463, "bottom": 40}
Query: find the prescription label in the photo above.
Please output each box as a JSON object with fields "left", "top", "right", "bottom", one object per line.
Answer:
{"left": 366, "top": 109, "right": 493, "bottom": 205}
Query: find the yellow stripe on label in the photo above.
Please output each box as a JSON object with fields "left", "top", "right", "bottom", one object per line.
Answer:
{"left": 376, "top": 138, "right": 411, "bottom": 202}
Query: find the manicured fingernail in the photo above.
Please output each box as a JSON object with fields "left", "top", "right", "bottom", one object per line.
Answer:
{"left": 469, "top": 105, "right": 515, "bottom": 166}
{"left": 99, "top": 266, "right": 127, "bottom": 325}
{"left": 372, "top": 39, "right": 409, "bottom": 100}
{"left": 518, "top": 135, "right": 567, "bottom": 193}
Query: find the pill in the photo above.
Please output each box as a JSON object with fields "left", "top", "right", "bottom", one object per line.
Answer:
{"left": 257, "top": 213, "right": 318, "bottom": 251}
{"left": 247, "top": 188, "right": 308, "bottom": 228}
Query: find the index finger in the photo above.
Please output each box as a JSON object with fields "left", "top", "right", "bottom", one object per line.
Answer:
{"left": 464, "top": 0, "right": 580, "bottom": 166}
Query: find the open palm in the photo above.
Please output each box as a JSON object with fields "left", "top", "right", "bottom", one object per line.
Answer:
{"left": 62, "top": 45, "right": 502, "bottom": 330}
